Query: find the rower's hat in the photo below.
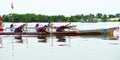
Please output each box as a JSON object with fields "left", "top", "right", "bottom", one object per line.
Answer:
{"left": 44, "top": 25, "right": 47, "bottom": 27}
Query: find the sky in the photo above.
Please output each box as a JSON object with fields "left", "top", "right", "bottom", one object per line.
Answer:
{"left": 0, "top": 0, "right": 120, "bottom": 16}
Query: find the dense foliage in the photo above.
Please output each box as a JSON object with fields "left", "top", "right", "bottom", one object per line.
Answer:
{"left": 1, "top": 13, "right": 120, "bottom": 22}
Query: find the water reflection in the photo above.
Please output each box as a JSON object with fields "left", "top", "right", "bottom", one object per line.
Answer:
{"left": 56, "top": 35, "right": 71, "bottom": 47}
{"left": 14, "top": 35, "right": 23, "bottom": 43}
{"left": 80, "top": 34, "right": 119, "bottom": 40}
{"left": 0, "top": 36, "right": 2, "bottom": 48}
{"left": 37, "top": 35, "right": 47, "bottom": 43}
{"left": 56, "top": 35, "right": 66, "bottom": 42}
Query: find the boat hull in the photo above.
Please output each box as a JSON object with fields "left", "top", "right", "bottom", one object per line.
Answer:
{"left": 0, "top": 31, "right": 113, "bottom": 36}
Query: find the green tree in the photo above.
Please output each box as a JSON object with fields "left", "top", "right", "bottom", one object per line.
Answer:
{"left": 96, "top": 13, "right": 103, "bottom": 19}
{"left": 102, "top": 14, "right": 107, "bottom": 22}
{"left": 108, "top": 14, "right": 115, "bottom": 18}
{"left": 72, "top": 16, "right": 79, "bottom": 22}
{"left": 74, "top": 14, "right": 84, "bottom": 22}
{"left": 115, "top": 13, "right": 120, "bottom": 18}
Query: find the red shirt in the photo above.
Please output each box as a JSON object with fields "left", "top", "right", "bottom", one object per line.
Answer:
{"left": 37, "top": 27, "right": 46, "bottom": 32}
{"left": 0, "top": 25, "right": 4, "bottom": 32}
{"left": 56, "top": 26, "right": 66, "bottom": 30}
{"left": 18, "top": 26, "right": 24, "bottom": 29}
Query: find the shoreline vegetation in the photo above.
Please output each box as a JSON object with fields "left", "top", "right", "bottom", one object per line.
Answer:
{"left": 1, "top": 13, "right": 120, "bottom": 22}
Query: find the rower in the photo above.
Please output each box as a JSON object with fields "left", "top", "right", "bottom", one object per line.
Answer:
{"left": 46, "top": 21, "right": 53, "bottom": 32}
{"left": 36, "top": 25, "right": 49, "bottom": 33}
{"left": 35, "top": 23, "right": 43, "bottom": 29}
{"left": 0, "top": 21, "right": 4, "bottom": 32}
{"left": 10, "top": 23, "right": 15, "bottom": 32}
{"left": 47, "top": 21, "right": 53, "bottom": 27}
{"left": 35, "top": 23, "right": 39, "bottom": 28}
{"left": 14, "top": 24, "right": 26, "bottom": 32}
{"left": 56, "top": 23, "right": 71, "bottom": 32}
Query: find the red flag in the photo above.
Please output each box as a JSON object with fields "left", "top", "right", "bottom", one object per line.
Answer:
{"left": 11, "top": 2, "right": 14, "bottom": 9}
{"left": 0, "top": 15, "right": 2, "bottom": 21}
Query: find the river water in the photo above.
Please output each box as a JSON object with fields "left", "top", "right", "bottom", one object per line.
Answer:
{"left": 0, "top": 22, "right": 120, "bottom": 60}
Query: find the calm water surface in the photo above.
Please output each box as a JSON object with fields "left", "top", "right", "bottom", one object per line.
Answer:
{"left": 0, "top": 22, "right": 120, "bottom": 60}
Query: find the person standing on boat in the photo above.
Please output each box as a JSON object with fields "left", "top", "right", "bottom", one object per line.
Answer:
{"left": 56, "top": 23, "right": 71, "bottom": 32}
{"left": 14, "top": 24, "right": 26, "bottom": 32}
{"left": 36, "top": 25, "right": 49, "bottom": 33}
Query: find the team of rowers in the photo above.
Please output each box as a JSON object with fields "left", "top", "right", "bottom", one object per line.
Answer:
{"left": 0, "top": 21, "right": 72, "bottom": 33}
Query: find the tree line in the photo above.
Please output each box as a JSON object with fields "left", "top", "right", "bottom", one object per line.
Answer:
{"left": 1, "top": 13, "right": 120, "bottom": 22}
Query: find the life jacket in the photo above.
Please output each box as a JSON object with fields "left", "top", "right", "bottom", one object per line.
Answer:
{"left": 14, "top": 26, "right": 24, "bottom": 32}
{"left": 18, "top": 26, "right": 24, "bottom": 29}
{"left": 56, "top": 26, "right": 66, "bottom": 32}
{"left": 37, "top": 27, "right": 46, "bottom": 32}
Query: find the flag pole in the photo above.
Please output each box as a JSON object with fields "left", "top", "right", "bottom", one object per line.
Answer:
{"left": 11, "top": 2, "right": 15, "bottom": 56}
{"left": 11, "top": 2, "right": 14, "bottom": 22}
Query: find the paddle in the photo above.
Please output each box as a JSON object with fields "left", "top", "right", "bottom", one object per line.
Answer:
{"left": 48, "top": 22, "right": 54, "bottom": 35}
{"left": 65, "top": 22, "right": 71, "bottom": 32}
{"left": 25, "top": 22, "right": 29, "bottom": 48}
{"left": 25, "top": 23, "right": 28, "bottom": 32}
{"left": 47, "top": 22, "right": 54, "bottom": 45}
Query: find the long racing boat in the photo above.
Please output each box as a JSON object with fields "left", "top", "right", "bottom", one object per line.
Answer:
{"left": 0, "top": 27, "right": 116, "bottom": 36}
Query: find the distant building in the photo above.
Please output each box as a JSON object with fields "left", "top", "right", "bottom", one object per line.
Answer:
{"left": 97, "top": 18, "right": 102, "bottom": 22}
{"left": 108, "top": 18, "right": 120, "bottom": 22}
